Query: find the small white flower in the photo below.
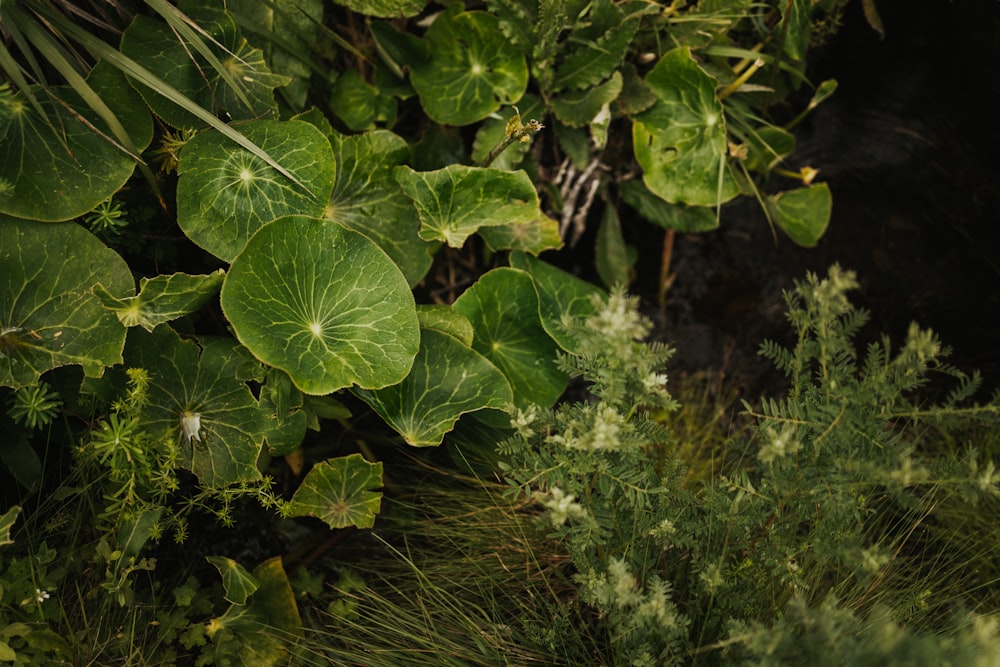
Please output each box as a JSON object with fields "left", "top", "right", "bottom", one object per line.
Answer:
{"left": 541, "top": 487, "right": 587, "bottom": 527}
{"left": 179, "top": 411, "right": 202, "bottom": 444}
{"left": 35, "top": 588, "right": 50, "bottom": 603}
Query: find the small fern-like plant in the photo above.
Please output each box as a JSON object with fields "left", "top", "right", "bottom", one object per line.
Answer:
{"left": 498, "top": 267, "right": 1000, "bottom": 665}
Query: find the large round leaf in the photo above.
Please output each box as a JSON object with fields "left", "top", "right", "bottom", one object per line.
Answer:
{"left": 1, "top": 218, "right": 132, "bottom": 388}
{"left": 353, "top": 328, "right": 513, "bottom": 446}
{"left": 220, "top": 216, "right": 419, "bottom": 395}
{"left": 120, "top": 5, "right": 288, "bottom": 129}
{"left": 123, "top": 327, "right": 268, "bottom": 487}
{"left": 631, "top": 47, "right": 739, "bottom": 207}
{"left": 453, "top": 268, "right": 565, "bottom": 408}
{"left": 0, "top": 64, "right": 152, "bottom": 221}
{"left": 177, "top": 119, "right": 336, "bottom": 262}
{"left": 410, "top": 6, "right": 528, "bottom": 125}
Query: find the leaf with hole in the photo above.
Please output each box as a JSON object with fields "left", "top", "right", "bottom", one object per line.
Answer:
{"left": 410, "top": 6, "right": 528, "bottom": 125}
{"left": 221, "top": 216, "right": 419, "bottom": 395}
{"left": 177, "top": 119, "right": 335, "bottom": 262}
{"left": 632, "top": 47, "right": 739, "bottom": 207}
{"left": 286, "top": 454, "right": 383, "bottom": 529}
{"left": 1, "top": 218, "right": 132, "bottom": 389}
{"left": 354, "top": 328, "right": 513, "bottom": 446}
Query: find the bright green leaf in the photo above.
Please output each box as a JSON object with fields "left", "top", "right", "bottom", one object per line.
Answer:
{"left": 1, "top": 218, "right": 132, "bottom": 389}
{"left": 120, "top": 5, "right": 289, "bottom": 130}
{"left": 767, "top": 183, "right": 832, "bottom": 247}
{"left": 123, "top": 327, "right": 268, "bottom": 487}
{"left": 453, "top": 268, "right": 566, "bottom": 408}
{"left": 221, "top": 216, "right": 419, "bottom": 395}
{"left": 395, "top": 165, "right": 544, "bottom": 247}
{"left": 177, "top": 119, "right": 336, "bottom": 262}
{"left": 286, "top": 454, "right": 383, "bottom": 529}
{"left": 410, "top": 6, "right": 528, "bottom": 125}
{"left": 416, "top": 305, "right": 475, "bottom": 347}
{"left": 331, "top": 0, "right": 425, "bottom": 17}
{"left": 354, "top": 328, "right": 513, "bottom": 446}
{"left": 207, "top": 556, "right": 260, "bottom": 605}
{"left": 325, "top": 129, "right": 437, "bottom": 286}
{"left": 95, "top": 270, "right": 225, "bottom": 332}
{"left": 0, "top": 64, "right": 152, "bottom": 221}
{"left": 508, "top": 251, "right": 604, "bottom": 354}
{"left": 632, "top": 47, "right": 739, "bottom": 207}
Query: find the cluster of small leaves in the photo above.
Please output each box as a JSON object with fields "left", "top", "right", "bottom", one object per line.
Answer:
{"left": 499, "top": 269, "right": 1000, "bottom": 663}
{"left": 6, "top": 381, "right": 61, "bottom": 429}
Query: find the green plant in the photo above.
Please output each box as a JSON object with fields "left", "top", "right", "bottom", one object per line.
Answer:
{"left": 495, "top": 267, "right": 1000, "bottom": 664}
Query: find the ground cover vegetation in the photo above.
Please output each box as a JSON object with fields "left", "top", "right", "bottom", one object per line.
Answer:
{"left": 1, "top": 0, "right": 999, "bottom": 664}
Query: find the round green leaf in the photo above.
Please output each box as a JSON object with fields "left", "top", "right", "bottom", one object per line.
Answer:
{"left": 177, "top": 119, "right": 335, "bottom": 262}
{"left": 0, "top": 65, "right": 152, "bottom": 221}
{"left": 220, "top": 216, "right": 420, "bottom": 395}
{"left": 416, "top": 305, "right": 475, "bottom": 347}
{"left": 631, "top": 47, "right": 739, "bottom": 207}
{"left": 767, "top": 183, "right": 832, "bottom": 247}
{"left": 120, "top": 7, "right": 288, "bottom": 129}
{"left": 453, "top": 268, "right": 566, "bottom": 408}
{"left": 410, "top": 7, "right": 528, "bottom": 125}
{"left": 1, "top": 218, "right": 132, "bottom": 389}
{"left": 286, "top": 454, "right": 383, "bottom": 529}
{"left": 325, "top": 129, "right": 437, "bottom": 286}
{"left": 123, "top": 327, "right": 268, "bottom": 487}
{"left": 395, "top": 165, "right": 544, "bottom": 247}
{"left": 354, "top": 328, "right": 513, "bottom": 446}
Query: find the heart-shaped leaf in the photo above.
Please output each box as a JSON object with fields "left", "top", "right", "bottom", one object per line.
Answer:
{"left": 206, "top": 556, "right": 259, "bottom": 605}
{"left": 632, "top": 47, "right": 739, "bottom": 207}
{"left": 221, "top": 216, "right": 419, "bottom": 395}
{"left": 120, "top": 5, "right": 288, "bottom": 129}
{"left": 453, "top": 268, "right": 565, "bottom": 408}
{"left": 766, "top": 183, "right": 832, "bottom": 247}
{"left": 1, "top": 218, "right": 132, "bottom": 389}
{"left": 395, "top": 165, "right": 544, "bottom": 247}
{"left": 177, "top": 119, "right": 336, "bottom": 262}
{"left": 410, "top": 6, "right": 528, "bottom": 125}
{"left": 95, "top": 270, "right": 225, "bottom": 332}
{"left": 123, "top": 327, "right": 268, "bottom": 487}
{"left": 353, "top": 328, "right": 513, "bottom": 446}
{"left": 508, "top": 251, "right": 604, "bottom": 354}
{"left": 286, "top": 454, "right": 383, "bottom": 529}
{"left": 0, "top": 64, "right": 152, "bottom": 222}
{"left": 325, "top": 129, "right": 437, "bottom": 286}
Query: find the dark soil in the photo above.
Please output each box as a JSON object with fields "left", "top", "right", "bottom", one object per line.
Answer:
{"left": 647, "top": 0, "right": 1000, "bottom": 403}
